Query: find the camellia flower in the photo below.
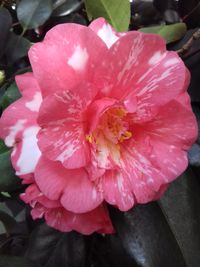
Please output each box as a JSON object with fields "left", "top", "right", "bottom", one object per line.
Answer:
{"left": 0, "top": 18, "right": 197, "bottom": 234}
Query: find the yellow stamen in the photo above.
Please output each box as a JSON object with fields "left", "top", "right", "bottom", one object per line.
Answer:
{"left": 119, "top": 131, "right": 132, "bottom": 142}
{"left": 86, "top": 134, "right": 93, "bottom": 143}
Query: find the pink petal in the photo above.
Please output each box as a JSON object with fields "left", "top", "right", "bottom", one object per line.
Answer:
{"left": 0, "top": 73, "right": 42, "bottom": 177}
{"left": 94, "top": 32, "right": 189, "bottom": 120}
{"left": 35, "top": 156, "right": 103, "bottom": 213}
{"left": 119, "top": 124, "right": 191, "bottom": 203}
{"left": 120, "top": 142, "right": 170, "bottom": 203}
{"left": 143, "top": 98, "right": 198, "bottom": 149}
{"left": 29, "top": 23, "right": 108, "bottom": 97}
{"left": 89, "top": 17, "right": 125, "bottom": 48}
{"left": 37, "top": 89, "right": 91, "bottom": 169}
{"left": 20, "top": 183, "right": 60, "bottom": 209}
{"left": 11, "top": 126, "right": 41, "bottom": 176}
{"left": 86, "top": 97, "right": 117, "bottom": 132}
{"left": 101, "top": 170, "right": 135, "bottom": 211}
{"left": 0, "top": 73, "right": 42, "bottom": 146}
{"left": 15, "top": 72, "right": 42, "bottom": 102}
{"left": 45, "top": 204, "right": 114, "bottom": 234}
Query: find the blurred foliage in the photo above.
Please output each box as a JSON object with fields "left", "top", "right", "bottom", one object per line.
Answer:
{"left": 0, "top": 0, "right": 200, "bottom": 266}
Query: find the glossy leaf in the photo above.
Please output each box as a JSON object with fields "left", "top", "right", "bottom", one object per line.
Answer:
{"left": 84, "top": 0, "right": 130, "bottom": 32}
{"left": 0, "top": 150, "right": 21, "bottom": 192}
{"left": 110, "top": 168, "right": 200, "bottom": 267}
{"left": 0, "top": 209, "right": 16, "bottom": 235}
{"left": 25, "top": 223, "right": 86, "bottom": 267}
{"left": 52, "top": 0, "right": 83, "bottom": 17}
{"left": 139, "top": 23, "right": 187, "bottom": 44}
{"left": 17, "top": 0, "right": 53, "bottom": 29}
{"left": 0, "top": 7, "right": 12, "bottom": 59}
{"left": 0, "top": 82, "right": 21, "bottom": 110}
{"left": 110, "top": 204, "right": 186, "bottom": 267}
{"left": 159, "top": 168, "right": 200, "bottom": 267}
{"left": 5, "top": 32, "right": 31, "bottom": 65}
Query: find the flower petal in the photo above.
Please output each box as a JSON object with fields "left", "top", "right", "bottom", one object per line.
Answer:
{"left": 20, "top": 183, "right": 60, "bottom": 208}
{"left": 11, "top": 126, "right": 41, "bottom": 177}
{"left": 0, "top": 74, "right": 42, "bottom": 146}
{"left": 45, "top": 204, "right": 114, "bottom": 234}
{"left": 37, "top": 89, "right": 91, "bottom": 169}
{"left": 89, "top": 17, "right": 124, "bottom": 48}
{"left": 142, "top": 98, "right": 198, "bottom": 149}
{"left": 35, "top": 156, "right": 103, "bottom": 213}
{"left": 94, "top": 32, "right": 188, "bottom": 120}
{"left": 29, "top": 23, "right": 108, "bottom": 97}
{"left": 101, "top": 170, "right": 135, "bottom": 211}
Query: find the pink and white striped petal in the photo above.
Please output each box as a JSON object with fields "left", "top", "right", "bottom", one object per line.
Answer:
{"left": 141, "top": 99, "right": 198, "bottom": 149}
{"left": 44, "top": 204, "right": 114, "bottom": 234}
{"left": 11, "top": 126, "right": 41, "bottom": 177}
{"left": 101, "top": 170, "right": 135, "bottom": 211}
{"left": 20, "top": 183, "right": 61, "bottom": 209}
{"left": 37, "top": 89, "right": 91, "bottom": 169}
{"left": 35, "top": 156, "right": 103, "bottom": 213}
{"left": 29, "top": 23, "right": 108, "bottom": 97}
{"left": 89, "top": 17, "right": 125, "bottom": 48}
{"left": 94, "top": 32, "right": 189, "bottom": 121}
{"left": 0, "top": 73, "right": 42, "bottom": 146}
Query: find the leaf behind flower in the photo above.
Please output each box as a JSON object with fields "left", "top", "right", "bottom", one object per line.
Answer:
{"left": 84, "top": 0, "right": 131, "bottom": 32}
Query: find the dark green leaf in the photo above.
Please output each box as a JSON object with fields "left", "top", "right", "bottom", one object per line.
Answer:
{"left": 0, "top": 150, "right": 21, "bottom": 192}
{"left": 110, "top": 203, "right": 186, "bottom": 267}
{"left": 53, "top": 0, "right": 83, "bottom": 17}
{"left": 88, "top": 234, "right": 138, "bottom": 267}
{"left": 0, "top": 210, "right": 16, "bottom": 235}
{"left": 0, "top": 7, "right": 12, "bottom": 59}
{"left": 0, "top": 140, "right": 9, "bottom": 154}
{"left": 159, "top": 168, "right": 200, "bottom": 267}
{"left": 25, "top": 223, "right": 86, "bottom": 267}
{"left": 110, "top": 168, "right": 200, "bottom": 267}
{"left": 0, "top": 82, "right": 21, "bottom": 110}
{"left": 84, "top": 0, "right": 130, "bottom": 32}
{"left": 139, "top": 23, "right": 187, "bottom": 44}
{"left": 17, "top": 0, "right": 53, "bottom": 29}
{"left": 0, "top": 256, "right": 35, "bottom": 267}
{"left": 5, "top": 32, "right": 31, "bottom": 65}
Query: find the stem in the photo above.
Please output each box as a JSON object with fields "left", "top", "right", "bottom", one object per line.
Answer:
{"left": 176, "top": 28, "right": 200, "bottom": 56}
{"left": 20, "top": 27, "right": 26, "bottom": 38}
{"left": 12, "top": 21, "right": 20, "bottom": 27}
{"left": 182, "top": 3, "right": 200, "bottom": 22}
{"left": 183, "top": 48, "right": 200, "bottom": 60}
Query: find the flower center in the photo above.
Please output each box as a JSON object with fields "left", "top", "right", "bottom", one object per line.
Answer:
{"left": 86, "top": 107, "right": 132, "bottom": 145}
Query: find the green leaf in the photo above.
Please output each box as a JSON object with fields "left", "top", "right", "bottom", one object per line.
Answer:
{"left": 110, "top": 168, "right": 200, "bottom": 267}
{"left": 52, "top": 0, "right": 82, "bottom": 17}
{"left": 0, "top": 140, "right": 9, "bottom": 154}
{"left": 84, "top": 0, "right": 130, "bottom": 32}
{"left": 0, "top": 256, "right": 35, "bottom": 267}
{"left": 17, "top": 0, "right": 53, "bottom": 30}
{"left": 25, "top": 224, "right": 86, "bottom": 267}
{"left": 0, "top": 82, "right": 21, "bottom": 110}
{"left": 5, "top": 32, "right": 31, "bottom": 65}
{"left": 0, "top": 209, "right": 16, "bottom": 235}
{"left": 0, "top": 7, "right": 12, "bottom": 59}
{"left": 0, "top": 150, "right": 21, "bottom": 192}
{"left": 159, "top": 168, "right": 200, "bottom": 267}
{"left": 139, "top": 23, "right": 187, "bottom": 44}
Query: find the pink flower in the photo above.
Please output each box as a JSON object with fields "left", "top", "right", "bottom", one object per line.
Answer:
{"left": 0, "top": 18, "right": 197, "bottom": 234}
